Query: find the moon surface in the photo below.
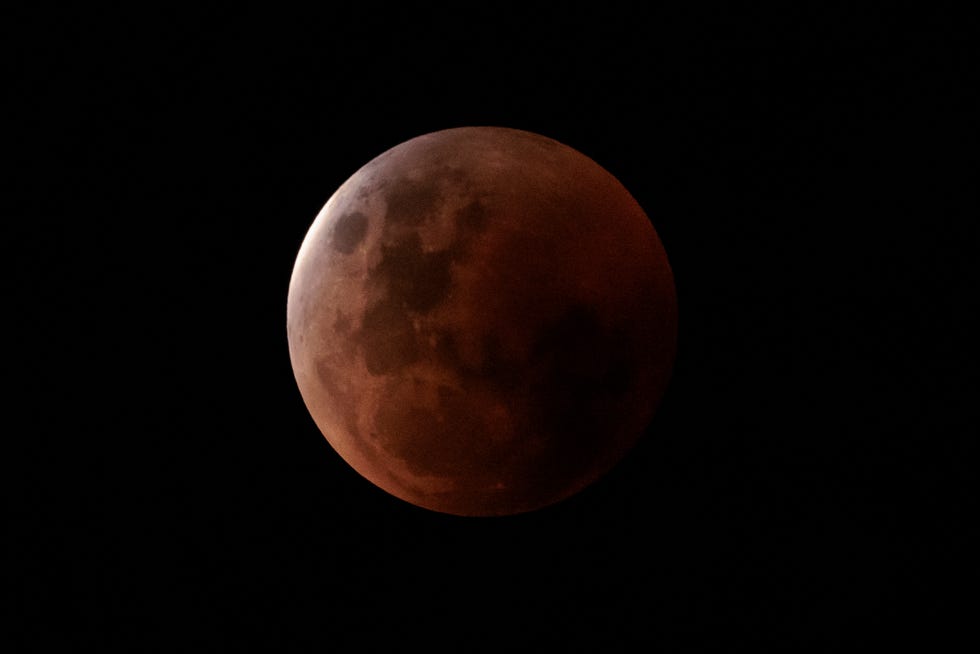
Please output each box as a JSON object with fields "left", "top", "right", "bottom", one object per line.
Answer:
{"left": 287, "top": 126, "right": 677, "bottom": 516}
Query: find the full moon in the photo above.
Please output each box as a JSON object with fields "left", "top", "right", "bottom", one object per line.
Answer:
{"left": 287, "top": 127, "right": 677, "bottom": 516}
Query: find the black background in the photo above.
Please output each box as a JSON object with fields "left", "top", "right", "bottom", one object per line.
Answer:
{"left": 8, "top": 6, "right": 973, "bottom": 651}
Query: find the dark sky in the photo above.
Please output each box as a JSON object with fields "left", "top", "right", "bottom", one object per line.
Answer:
{"left": 9, "top": 6, "right": 973, "bottom": 651}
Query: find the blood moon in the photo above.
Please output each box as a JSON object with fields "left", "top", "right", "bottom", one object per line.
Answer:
{"left": 287, "top": 127, "right": 677, "bottom": 516}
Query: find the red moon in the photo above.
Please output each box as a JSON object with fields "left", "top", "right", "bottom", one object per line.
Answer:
{"left": 287, "top": 127, "right": 677, "bottom": 516}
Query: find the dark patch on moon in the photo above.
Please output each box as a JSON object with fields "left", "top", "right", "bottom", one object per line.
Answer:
{"left": 455, "top": 199, "right": 488, "bottom": 234}
{"left": 385, "top": 177, "right": 442, "bottom": 226}
{"left": 469, "top": 333, "right": 522, "bottom": 390}
{"left": 332, "top": 211, "right": 369, "bottom": 254}
{"left": 431, "top": 329, "right": 459, "bottom": 369}
{"left": 430, "top": 328, "right": 515, "bottom": 389}
{"left": 442, "top": 165, "right": 471, "bottom": 188}
{"left": 448, "top": 198, "right": 489, "bottom": 262}
{"left": 356, "top": 297, "right": 419, "bottom": 375}
{"left": 375, "top": 233, "right": 452, "bottom": 313}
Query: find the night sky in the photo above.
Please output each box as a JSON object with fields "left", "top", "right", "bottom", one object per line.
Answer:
{"left": 9, "top": 6, "right": 972, "bottom": 651}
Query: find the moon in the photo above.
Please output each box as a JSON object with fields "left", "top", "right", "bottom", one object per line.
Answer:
{"left": 287, "top": 126, "right": 677, "bottom": 516}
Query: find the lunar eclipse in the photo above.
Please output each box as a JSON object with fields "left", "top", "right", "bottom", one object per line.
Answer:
{"left": 287, "top": 126, "right": 677, "bottom": 516}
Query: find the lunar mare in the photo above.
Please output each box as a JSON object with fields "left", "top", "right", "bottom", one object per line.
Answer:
{"left": 287, "top": 126, "right": 677, "bottom": 516}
